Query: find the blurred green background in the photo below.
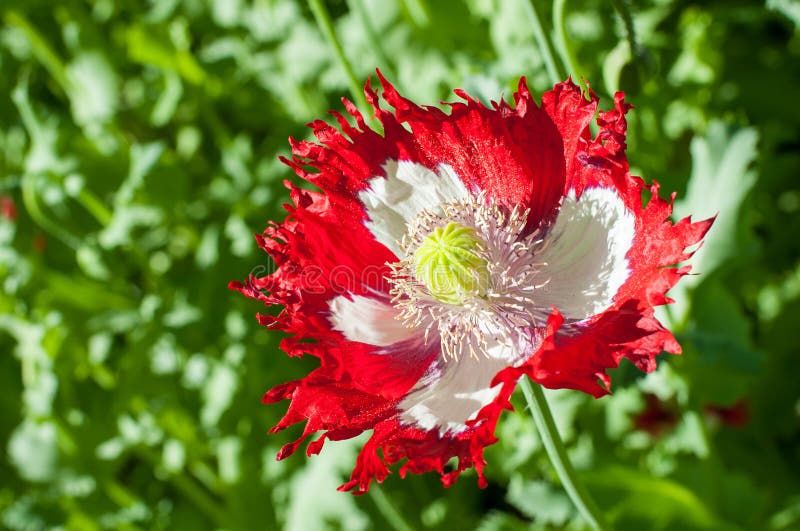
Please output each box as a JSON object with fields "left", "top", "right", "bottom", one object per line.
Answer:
{"left": 1, "top": 0, "right": 799, "bottom": 529}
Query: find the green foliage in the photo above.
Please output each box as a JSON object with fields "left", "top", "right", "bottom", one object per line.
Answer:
{"left": 0, "top": 0, "right": 798, "bottom": 529}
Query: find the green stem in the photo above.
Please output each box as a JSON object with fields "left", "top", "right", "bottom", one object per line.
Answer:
{"left": 611, "top": 0, "right": 653, "bottom": 77}
{"left": 135, "top": 448, "right": 229, "bottom": 528}
{"left": 611, "top": 0, "right": 638, "bottom": 58}
{"left": 519, "top": 378, "right": 610, "bottom": 531}
{"left": 522, "top": 0, "right": 563, "bottom": 83}
{"left": 552, "top": 0, "right": 588, "bottom": 93}
{"left": 166, "top": 468, "right": 229, "bottom": 528}
{"left": 21, "top": 174, "right": 81, "bottom": 250}
{"left": 398, "top": 0, "right": 430, "bottom": 28}
{"left": 307, "top": 0, "right": 369, "bottom": 116}
{"left": 347, "top": 0, "right": 395, "bottom": 79}
{"left": 4, "top": 10, "right": 71, "bottom": 93}
{"left": 369, "top": 485, "right": 414, "bottom": 531}
{"left": 76, "top": 188, "right": 113, "bottom": 226}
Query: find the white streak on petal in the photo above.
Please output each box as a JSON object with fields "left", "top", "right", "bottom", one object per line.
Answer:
{"left": 328, "top": 294, "right": 417, "bottom": 347}
{"left": 359, "top": 160, "right": 469, "bottom": 257}
{"left": 537, "top": 187, "right": 636, "bottom": 320}
{"left": 398, "top": 334, "right": 525, "bottom": 435}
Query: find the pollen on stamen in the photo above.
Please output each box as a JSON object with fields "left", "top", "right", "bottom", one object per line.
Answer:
{"left": 389, "top": 194, "right": 553, "bottom": 363}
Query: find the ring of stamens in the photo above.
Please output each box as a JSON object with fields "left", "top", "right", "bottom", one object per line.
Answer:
{"left": 389, "top": 193, "right": 552, "bottom": 362}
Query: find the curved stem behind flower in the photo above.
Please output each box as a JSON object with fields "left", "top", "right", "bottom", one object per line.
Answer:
{"left": 523, "top": 0, "right": 563, "bottom": 83}
{"left": 611, "top": 0, "right": 639, "bottom": 58}
{"left": 398, "top": 0, "right": 430, "bottom": 29}
{"left": 347, "top": 0, "right": 396, "bottom": 80}
{"left": 552, "top": 0, "right": 588, "bottom": 94}
{"left": 307, "top": 0, "right": 370, "bottom": 116}
{"left": 520, "top": 378, "right": 611, "bottom": 531}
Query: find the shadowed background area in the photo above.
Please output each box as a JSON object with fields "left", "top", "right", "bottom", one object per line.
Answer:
{"left": 1, "top": 0, "right": 799, "bottom": 529}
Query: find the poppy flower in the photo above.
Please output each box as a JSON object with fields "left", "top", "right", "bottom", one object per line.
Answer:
{"left": 230, "top": 74, "right": 712, "bottom": 493}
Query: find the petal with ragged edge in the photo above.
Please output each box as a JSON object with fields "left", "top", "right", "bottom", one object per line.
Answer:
{"left": 231, "top": 74, "right": 713, "bottom": 493}
{"left": 525, "top": 82, "right": 714, "bottom": 396}
{"left": 377, "top": 73, "right": 567, "bottom": 226}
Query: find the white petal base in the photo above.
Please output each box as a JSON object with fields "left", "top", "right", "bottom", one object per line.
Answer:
{"left": 359, "top": 160, "right": 469, "bottom": 257}
{"left": 398, "top": 332, "right": 532, "bottom": 436}
{"left": 397, "top": 357, "right": 507, "bottom": 435}
{"left": 536, "top": 187, "right": 635, "bottom": 320}
{"left": 328, "top": 295, "right": 417, "bottom": 347}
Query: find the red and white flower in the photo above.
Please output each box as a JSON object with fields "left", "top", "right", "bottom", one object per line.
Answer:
{"left": 230, "top": 74, "right": 712, "bottom": 493}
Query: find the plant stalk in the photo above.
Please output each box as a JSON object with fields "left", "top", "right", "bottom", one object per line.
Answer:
{"left": 307, "top": 0, "right": 369, "bottom": 116}
{"left": 369, "top": 485, "right": 414, "bottom": 531}
{"left": 520, "top": 378, "right": 610, "bottom": 531}
{"left": 552, "top": 0, "right": 588, "bottom": 93}
{"left": 523, "top": 0, "right": 563, "bottom": 83}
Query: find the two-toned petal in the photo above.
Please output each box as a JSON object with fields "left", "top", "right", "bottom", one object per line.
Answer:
{"left": 232, "top": 74, "right": 712, "bottom": 493}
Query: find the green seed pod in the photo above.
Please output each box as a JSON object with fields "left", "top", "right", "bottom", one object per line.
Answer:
{"left": 413, "top": 222, "right": 489, "bottom": 305}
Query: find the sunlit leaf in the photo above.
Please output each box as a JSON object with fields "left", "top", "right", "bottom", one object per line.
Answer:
{"left": 667, "top": 121, "right": 759, "bottom": 324}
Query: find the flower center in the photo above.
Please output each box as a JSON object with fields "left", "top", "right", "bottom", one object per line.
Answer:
{"left": 413, "top": 222, "right": 489, "bottom": 305}
{"left": 390, "top": 195, "right": 550, "bottom": 361}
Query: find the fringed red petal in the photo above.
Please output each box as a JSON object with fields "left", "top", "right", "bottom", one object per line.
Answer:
{"left": 528, "top": 81, "right": 714, "bottom": 395}
{"left": 376, "top": 72, "right": 567, "bottom": 227}
{"left": 231, "top": 74, "right": 712, "bottom": 492}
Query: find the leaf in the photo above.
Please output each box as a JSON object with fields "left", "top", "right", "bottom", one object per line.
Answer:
{"left": 757, "top": 259, "right": 800, "bottom": 321}
{"left": 668, "top": 8, "right": 720, "bottom": 85}
{"left": 506, "top": 476, "right": 574, "bottom": 526}
{"left": 125, "top": 25, "right": 208, "bottom": 86}
{"left": 603, "top": 40, "right": 631, "bottom": 96}
{"left": 8, "top": 419, "right": 59, "bottom": 482}
{"left": 679, "top": 279, "right": 761, "bottom": 404}
{"left": 767, "top": 0, "right": 800, "bottom": 31}
{"left": 65, "top": 51, "right": 118, "bottom": 129}
{"left": 282, "top": 437, "right": 369, "bottom": 531}
{"left": 667, "top": 121, "right": 758, "bottom": 324}
{"left": 582, "top": 466, "right": 737, "bottom": 530}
